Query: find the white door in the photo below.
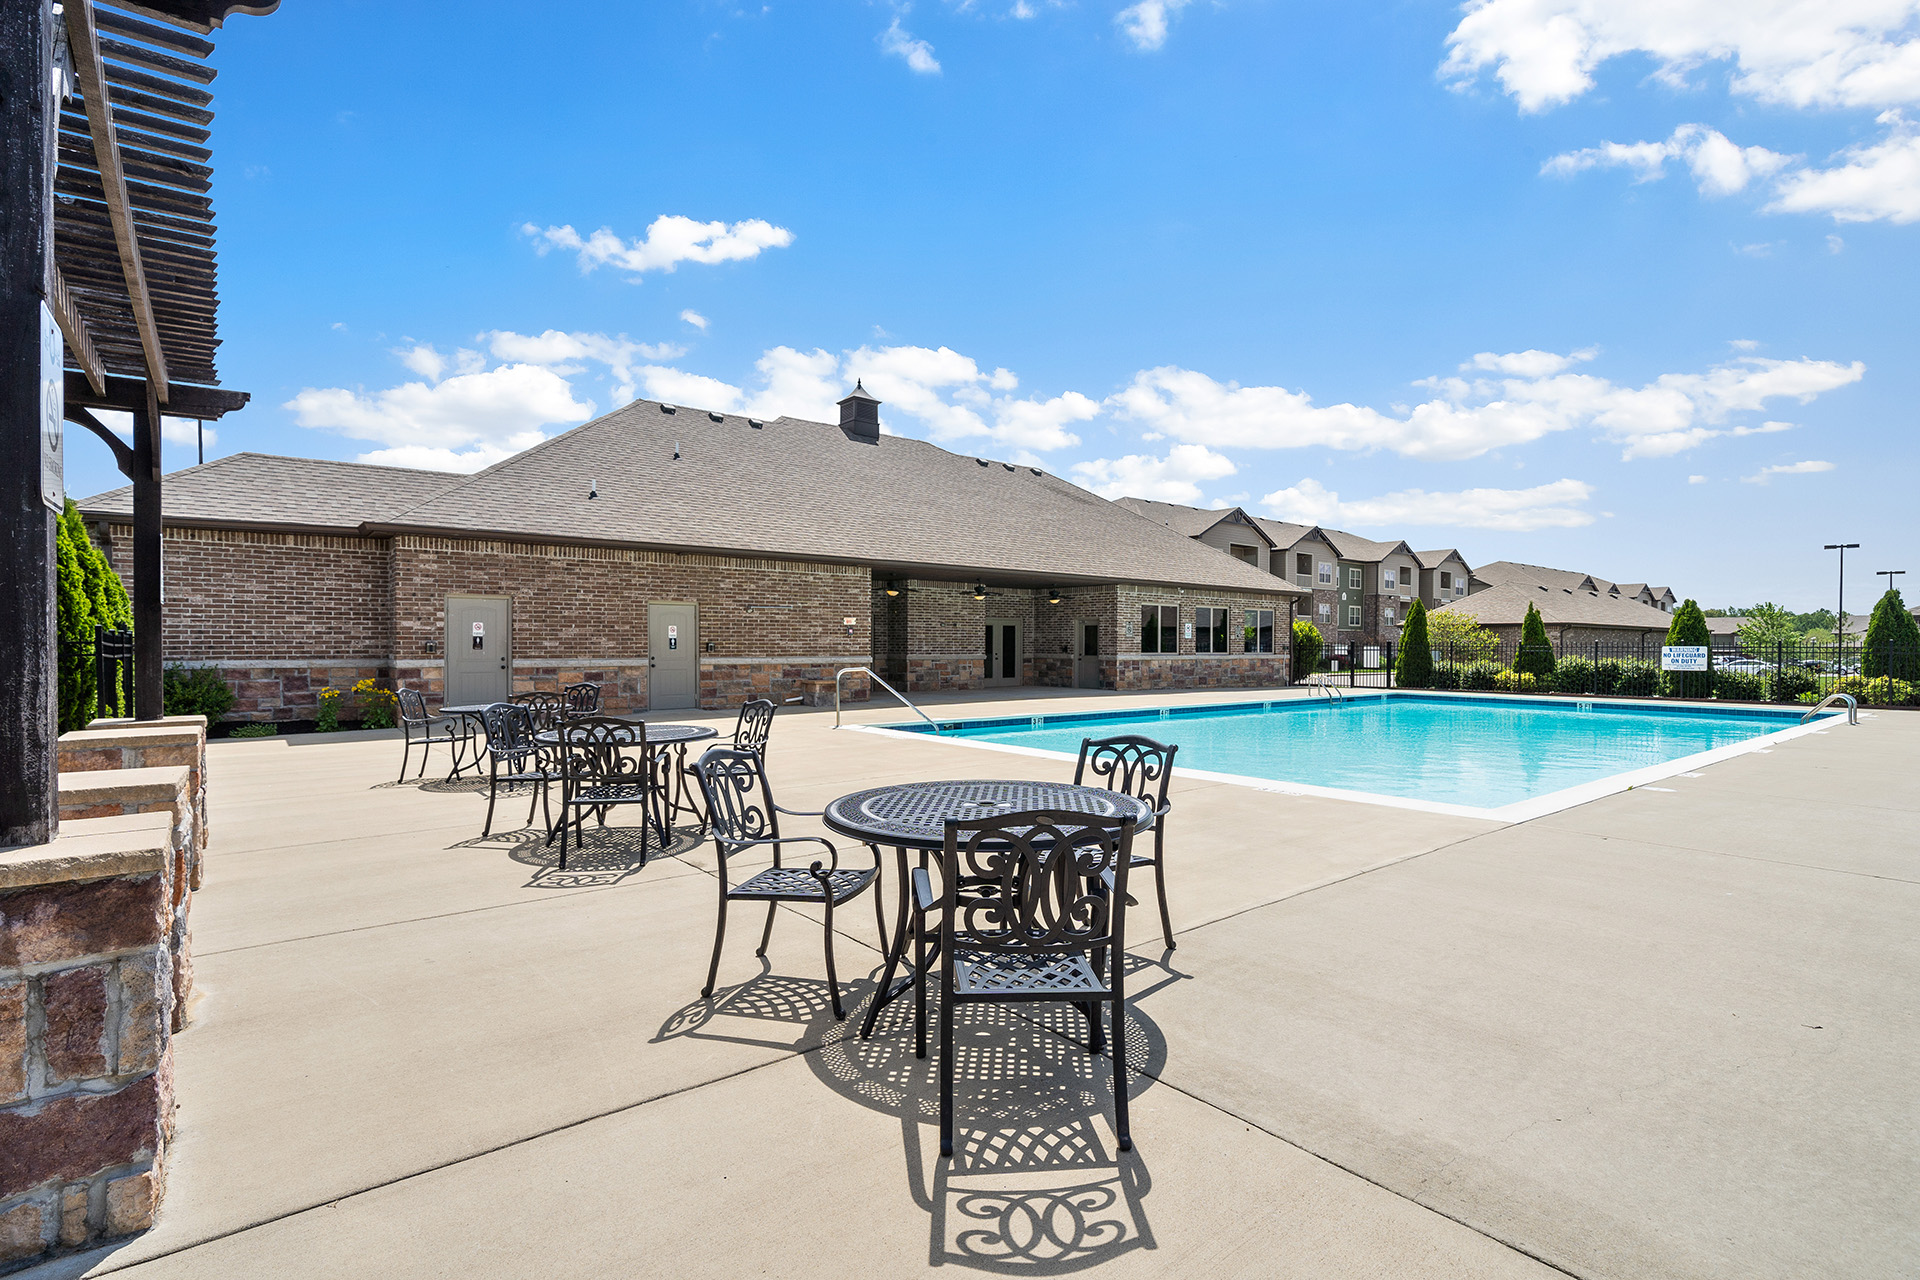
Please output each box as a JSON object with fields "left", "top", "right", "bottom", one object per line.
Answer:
{"left": 1075, "top": 622, "right": 1102, "bottom": 689}
{"left": 983, "top": 618, "right": 1021, "bottom": 686}
{"left": 648, "top": 603, "right": 699, "bottom": 710}
{"left": 445, "top": 596, "right": 511, "bottom": 705}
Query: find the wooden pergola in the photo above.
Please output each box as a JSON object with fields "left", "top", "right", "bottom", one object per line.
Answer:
{"left": 2, "top": 0, "right": 275, "bottom": 845}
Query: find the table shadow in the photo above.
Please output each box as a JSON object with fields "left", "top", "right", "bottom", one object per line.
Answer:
{"left": 657, "top": 959, "right": 1168, "bottom": 1273}
{"left": 444, "top": 814, "right": 704, "bottom": 889}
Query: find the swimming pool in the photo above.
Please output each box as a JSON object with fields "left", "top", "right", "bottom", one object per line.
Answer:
{"left": 862, "top": 693, "right": 1831, "bottom": 821}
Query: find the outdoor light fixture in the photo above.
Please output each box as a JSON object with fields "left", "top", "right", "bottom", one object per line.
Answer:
{"left": 1045, "top": 587, "right": 1062, "bottom": 605}
{"left": 1825, "top": 543, "right": 1860, "bottom": 647}
{"left": 884, "top": 582, "right": 902, "bottom": 597}
{"left": 588, "top": 479, "right": 598, "bottom": 499}
{"left": 972, "top": 583, "right": 987, "bottom": 600}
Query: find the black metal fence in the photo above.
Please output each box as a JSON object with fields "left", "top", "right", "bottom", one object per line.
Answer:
{"left": 96, "top": 627, "right": 134, "bottom": 721}
{"left": 1298, "top": 635, "right": 1920, "bottom": 707}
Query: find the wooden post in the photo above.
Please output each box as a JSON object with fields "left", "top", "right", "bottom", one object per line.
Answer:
{"left": 132, "top": 387, "right": 164, "bottom": 720}
{"left": 0, "top": 0, "right": 59, "bottom": 844}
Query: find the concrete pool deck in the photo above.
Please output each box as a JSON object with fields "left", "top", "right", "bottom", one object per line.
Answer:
{"left": 28, "top": 686, "right": 1919, "bottom": 1278}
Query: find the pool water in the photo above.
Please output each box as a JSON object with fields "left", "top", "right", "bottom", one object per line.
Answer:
{"left": 886, "top": 694, "right": 1813, "bottom": 813}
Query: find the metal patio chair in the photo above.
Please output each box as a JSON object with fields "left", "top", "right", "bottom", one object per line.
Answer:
{"left": 480, "top": 702, "right": 560, "bottom": 838}
{"left": 396, "top": 687, "right": 470, "bottom": 783}
{"left": 730, "top": 697, "right": 776, "bottom": 756}
{"left": 512, "top": 690, "right": 567, "bottom": 732}
{"left": 913, "top": 810, "right": 1139, "bottom": 1158}
{"left": 1074, "top": 734, "right": 1179, "bottom": 950}
{"left": 691, "top": 747, "right": 883, "bottom": 1020}
{"left": 562, "top": 682, "right": 602, "bottom": 718}
{"left": 553, "top": 717, "right": 653, "bottom": 871}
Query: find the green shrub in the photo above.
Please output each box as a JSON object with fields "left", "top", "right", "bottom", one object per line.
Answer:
{"left": 228, "top": 722, "right": 277, "bottom": 738}
{"left": 315, "top": 687, "right": 341, "bottom": 733}
{"left": 54, "top": 500, "right": 134, "bottom": 730}
{"left": 1461, "top": 661, "right": 1503, "bottom": 691}
{"left": 1515, "top": 603, "right": 1556, "bottom": 680}
{"left": 1711, "top": 669, "right": 1766, "bottom": 701}
{"left": 1830, "top": 674, "right": 1919, "bottom": 705}
{"left": 351, "top": 678, "right": 397, "bottom": 729}
{"left": 163, "top": 665, "right": 235, "bottom": 723}
{"left": 1428, "top": 664, "right": 1463, "bottom": 691}
{"left": 1609, "top": 659, "right": 1659, "bottom": 697}
{"left": 1662, "top": 600, "right": 1712, "bottom": 698}
{"left": 1395, "top": 599, "right": 1433, "bottom": 689}
{"left": 1769, "top": 665, "right": 1818, "bottom": 702}
{"left": 1863, "top": 588, "right": 1920, "bottom": 681}
{"left": 1550, "top": 656, "right": 1595, "bottom": 694}
{"left": 1292, "top": 618, "right": 1325, "bottom": 677}
{"left": 1492, "top": 669, "right": 1539, "bottom": 693}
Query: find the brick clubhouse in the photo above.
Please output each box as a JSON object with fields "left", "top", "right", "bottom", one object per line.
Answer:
{"left": 79, "top": 387, "right": 1304, "bottom": 721}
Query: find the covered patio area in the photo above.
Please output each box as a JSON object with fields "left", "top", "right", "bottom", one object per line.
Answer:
{"left": 32, "top": 688, "right": 1920, "bottom": 1279}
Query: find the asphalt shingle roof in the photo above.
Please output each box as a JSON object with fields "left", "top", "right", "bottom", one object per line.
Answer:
{"left": 1435, "top": 581, "right": 1676, "bottom": 630}
{"left": 80, "top": 453, "right": 466, "bottom": 531}
{"left": 84, "top": 407, "right": 1300, "bottom": 595}
{"left": 1319, "top": 528, "right": 1413, "bottom": 563}
{"left": 1113, "top": 497, "right": 1239, "bottom": 539}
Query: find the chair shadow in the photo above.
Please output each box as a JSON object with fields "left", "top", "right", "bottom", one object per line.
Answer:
{"left": 446, "top": 809, "right": 705, "bottom": 889}
{"left": 657, "top": 963, "right": 1168, "bottom": 1273}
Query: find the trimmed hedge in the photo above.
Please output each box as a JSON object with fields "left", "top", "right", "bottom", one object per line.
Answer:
{"left": 1769, "top": 665, "right": 1817, "bottom": 702}
{"left": 1292, "top": 618, "right": 1325, "bottom": 676}
{"left": 1395, "top": 598, "right": 1433, "bottom": 688}
{"left": 163, "top": 665, "right": 235, "bottom": 724}
{"left": 1711, "top": 669, "right": 1766, "bottom": 701}
{"left": 1550, "top": 656, "right": 1594, "bottom": 694}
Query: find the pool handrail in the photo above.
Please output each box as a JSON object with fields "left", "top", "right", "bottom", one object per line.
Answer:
{"left": 834, "top": 666, "right": 939, "bottom": 731}
{"left": 1801, "top": 692, "right": 1858, "bottom": 725}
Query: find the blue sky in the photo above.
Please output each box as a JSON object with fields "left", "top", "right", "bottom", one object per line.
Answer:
{"left": 73, "top": 1, "right": 1920, "bottom": 611}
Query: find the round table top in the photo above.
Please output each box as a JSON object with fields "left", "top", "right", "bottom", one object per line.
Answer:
{"left": 821, "top": 779, "right": 1153, "bottom": 850}
{"left": 436, "top": 703, "right": 496, "bottom": 716}
{"left": 532, "top": 722, "right": 718, "bottom": 747}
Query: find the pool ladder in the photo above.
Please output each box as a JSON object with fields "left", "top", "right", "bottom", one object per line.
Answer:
{"left": 1309, "top": 677, "right": 1346, "bottom": 704}
{"left": 1801, "top": 692, "right": 1858, "bottom": 725}
{"left": 834, "top": 666, "right": 940, "bottom": 731}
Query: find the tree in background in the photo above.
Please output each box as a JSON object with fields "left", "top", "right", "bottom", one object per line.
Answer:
{"left": 1291, "top": 617, "right": 1324, "bottom": 677}
{"left": 55, "top": 500, "right": 135, "bottom": 730}
{"left": 1515, "top": 602, "right": 1555, "bottom": 679}
{"left": 1863, "top": 589, "right": 1920, "bottom": 680}
{"left": 1664, "top": 599, "right": 1712, "bottom": 698}
{"left": 1735, "top": 603, "right": 1800, "bottom": 658}
{"left": 1426, "top": 608, "right": 1503, "bottom": 663}
{"left": 1395, "top": 598, "right": 1433, "bottom": 688}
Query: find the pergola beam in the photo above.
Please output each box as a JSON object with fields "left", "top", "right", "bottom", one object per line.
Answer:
{"left": 49, "top": 264, "right": 108, "bottom": 394}
{"left": 64, "top": 370, "right": 248, "bottom": 417}
{"left": 63, "top": 0, "right": 170, "bottom": 403}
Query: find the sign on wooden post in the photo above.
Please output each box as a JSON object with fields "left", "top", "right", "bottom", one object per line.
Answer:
{"left": 40, "top": 301, "right": 62, "bottom": 512}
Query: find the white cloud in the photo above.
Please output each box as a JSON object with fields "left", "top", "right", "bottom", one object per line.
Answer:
{"left": 1442, "top": 1, "right": 1920, "bottom": 115}
{"left": 522, "top": 215, "right": 795, "bottom": 279}
{"left": 679, "top": 309, "right": 709, "bottom": 331}
{"left": 1115, "top": 0, "right": 1192, "bottom": 51}
{"left": 1466, "top": 347, "right": 1597, "bottom": 376}
{"left": 1828, "top": 233, "right": 1847, "bottom": 251}
{"left": 1106, "top": 349, "right": 1863, "bottom": 462}
{"left": 1259, "top": 477, "right": 1598, "bottom": 532}
{"left": 1072, "top": 444, "right": 1236, "bottom": 504}
{"left": 482, "top": 329, "right": 684, "bottom": 402}
{"left": 1544, "top": 124, "right": 1794, "bottom": 196}
{"left": 1768, "top": 110, "right": 1920, "bottom": 222}
{"left": 880, "top": 18, "right": 941, "bottom": 73}
{"left": 393, "top": 343, "right": 485, "bottom": 382}
{"left": 285, "top": 363, "right": 593, "bottom": 473}
{"left": 1743, "top": 458, "right": 1836, "bottom": 482}
{"left": 1729, "top": 338, "right": 1761, "bottom": 350}
{"left": 1688, "top": 474, "right": 1708, "bottom": 483}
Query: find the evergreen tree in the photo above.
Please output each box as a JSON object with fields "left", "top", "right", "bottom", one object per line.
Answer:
{"left": 1395, "top": 597, "right": 1433, "bottom": 688}
{"left": 1863, "top": 588, "right": 1920, "bottom": 681}
{"left": 1514, "top": 602, "right": 1555, "bottom": 678}
{"left": 55, "top": 503, "right": 96, "bottom": 731}
{"left": 1291, "top": 617, "right": 1324, "bottom": 678}
{"left": 1664, "top": 598, "right": 1712, "bottom": 698}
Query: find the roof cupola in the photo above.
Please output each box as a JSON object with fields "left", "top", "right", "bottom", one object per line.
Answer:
{"left": 837, "top": 380, "right": 881, "bottom": 443}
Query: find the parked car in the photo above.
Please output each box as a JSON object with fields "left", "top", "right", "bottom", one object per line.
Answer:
{"left": 1716, "top": 658, "right": 1773, "bottom": 676}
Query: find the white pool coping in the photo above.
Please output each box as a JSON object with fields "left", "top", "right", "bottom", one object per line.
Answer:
{"left": 840, "top": 691, "right": 1846, "bottom": 825}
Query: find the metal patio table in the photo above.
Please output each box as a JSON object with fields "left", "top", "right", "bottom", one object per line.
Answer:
{"left": 434, "top": 703, "right": 497, "bottom": 779}
{"left": 534, "top": 720, "right": 719, "bottom": 839}
{"left": 821, "top": 779, "right": 1155, "bottom": 1041}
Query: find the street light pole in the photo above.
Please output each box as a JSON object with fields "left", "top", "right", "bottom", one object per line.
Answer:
{"left": 1824, "top": 543, "right": 1859, "bottom": 651}
{"left": 1878, "top": 569, "right": 1906, "bottom": 597}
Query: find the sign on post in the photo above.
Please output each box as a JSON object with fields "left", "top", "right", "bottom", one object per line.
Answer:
{"left": 40, "top": 302, "right": 63, "bottom": 512}
{"left": 1661, "top": 645, "right": 1708, "bottom": 672}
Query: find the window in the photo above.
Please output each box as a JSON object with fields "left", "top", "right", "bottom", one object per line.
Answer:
{"left": 1383, "top": 566, "right": 1397, "bottom": 590}
{"left": 1439, "top": 570, "right": 1452, "bottom": 590}
{"left": 1317, "top": 561, "right": 1333, "bottom": 585}
{"left": 1455, "top": 581, "right": 1466, "bottom": 597}
{"left": 1195, "top": 606, "right": 1229, "bottom": 653}
{"left": 1228, "top": 543, "right": 1259, "bottom": 566}
{"left": 1317, "top": 602, "right": 1331, "bottom": 622}
{"left": 1296, "top": 553, "right": 1311, "bottom": 576}
{"left": 1244, "top": 609, "right": 1275, "bottom": 653}
{"left": 1346, "top": 604, "right": 1362, "bottom": 628}
{"left": 1384, "top": 606, "right": 1396, "bottom": 626}
{"left": 1347, "top": 567, "right": 1362, "bottom": 590}
{"left": 1139, "top": 604, "right": 1179, "bottom": 654}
